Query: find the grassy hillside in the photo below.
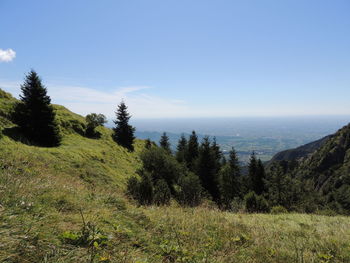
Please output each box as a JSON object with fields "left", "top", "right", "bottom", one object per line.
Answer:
{"left": 1, "top": 89, "right": 350, "bottom": 262}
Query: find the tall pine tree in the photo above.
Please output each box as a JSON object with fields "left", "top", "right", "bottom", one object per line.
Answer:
{"left": 196, "top": 137, "right": 220, "bottom": 203}
{"left": 220, "top": 147, "right": 241, "bottom": 209}
{"left": 112, "top": 101, "right": 135, "bottom": 151}
{"left": 211, "top": 137, "right": 222, "bottom": 174}
{"left": 186, "top": 130, "right": 199, "bottom": 171}
{"left": 248, "top": 152, "right": 258, "bottom": 192}
{"left": 159, "top": 132, "right": 171, "bottom": 154}
{"left": 255, "top": 159, "right": 266, "bottom": 195}
{"left": 248, "top": 152, "right": 266, "bottom": 195}
{"left": 176, "top": 134, "right": 187, "bottom": 162}
{"left": 13, "top": 70, "right": 61, "bottom": 147}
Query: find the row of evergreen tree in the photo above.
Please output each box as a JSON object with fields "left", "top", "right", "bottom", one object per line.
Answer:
{"left": 127, "top": 131, "right": 264, "bottom": 210}
{"left": 12, "top": 70, "right": 136, "bottom": 150}
{"left": 128, "top": 131, "right": 319, "bottom": 213}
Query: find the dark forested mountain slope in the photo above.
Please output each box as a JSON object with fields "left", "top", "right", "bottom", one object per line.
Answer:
{"left": 270, "top": 135, "right": 331, "bottom": 162}
{"left": 297, "top": 123, "right": 350, "bottom": 190}
{"left": 270, "top": 122, "right": 350, "bottom": 212}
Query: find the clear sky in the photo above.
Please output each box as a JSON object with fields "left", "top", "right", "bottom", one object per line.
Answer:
{"left": 0, "top": 0, "right": 349, "bottom": 118}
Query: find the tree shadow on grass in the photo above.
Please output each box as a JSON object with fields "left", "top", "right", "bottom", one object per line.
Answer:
{"left": 3, "top": 127, "right": 38, "bottom": 147}
{"left": 85, "top": 127, "right": 102, "bottom": 139}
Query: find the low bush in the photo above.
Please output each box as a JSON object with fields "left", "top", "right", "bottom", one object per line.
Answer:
{"left": 244, "top": 191, "right": 270, "bottom": 213}
{"left": 177, "top": 172, "right": 203, "bottom": 206}
{"left": 270, "top": 205, "right": 288, "bottom": 214}
{"left": 154, "top": 179, "right": 171, "bottom": 205}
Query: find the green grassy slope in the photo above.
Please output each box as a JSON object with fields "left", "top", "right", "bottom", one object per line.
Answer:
{"left": 0, "top": 89, "right": 349, "bottom": 263}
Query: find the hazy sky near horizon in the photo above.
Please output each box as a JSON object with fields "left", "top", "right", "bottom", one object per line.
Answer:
{"left": 0, "top": 0, "right": 350, "bottom": 118}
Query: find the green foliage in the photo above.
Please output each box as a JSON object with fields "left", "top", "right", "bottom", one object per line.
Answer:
{"left": 154, "top": 179, "right": 171, "bottom": 206}
{"left": 126, "top": 175, "right": 140, "bottom": 199}
{"left": 0, "top": 88, "right": 13, "bottom": 99}
{"left": 211, "top": 137, "right": 223, "bottom": 174}
{"left": 176, "top": 134, "right": 187, "bottom": 163}
{"left": 60, "top": 217, "right": 109, "bottom": 263}
{"left": 12, "top": 70, "right": 62, "bottom": 146}
{"left": 138, "top": 172, "right": 154, "bottom": 205}
{"left": 185, "top": 130, "right": 199, "bottom": 171}
{"left": 270, "top": 205, "right": 288, "bottom": 214}
{"left": 244, "top": 191, "right": 270, "bottom": 213}
{"left": 177, "top": 172, "right": 203, "bottom": 206}
{"left": 219, "top": 148, "right": 240, "bottom": 209}
{"left": 85, "top": 113, "right": 107, "bottom": 138}
{"left": 112, "top": 101, "right": 135, "bottom": 151}
{"left": 145, "top": 138, "right": 153, "bottom": 149}
{"left": 248, "top": 152, "right": 258, "bottom": 188}
{"left": 196, "top": 136, "right": 221, "bottom": 203}
{"left": 140, "top": 147, "right": 184, "bottom": 192}
{"left": 219, "top": 165, "right": 237, "bottom": 209}
{"left": 266, "top": 163, "right": 295, "bottom": 208}
{"left": 160, "top": 132, "right": 171, "bottom": 154}
{"left": 54, "top": 105, "right": 87, "bottom": 135}
{"left": 334, "top": 185, "right": 350, "bottom": 212}
{"left": 265, "top": 162, "right": 320, "bottom": 212}
{"left": 248, "top": 152, "right": 266, "bottom": 195}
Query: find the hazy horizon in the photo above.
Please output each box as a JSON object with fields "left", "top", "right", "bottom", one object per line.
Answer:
{"left": 130, "top": 115, "right": 350, "bottom": 135}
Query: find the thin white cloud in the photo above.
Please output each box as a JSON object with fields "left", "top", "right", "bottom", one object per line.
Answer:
{"left": 0, "top": 49, "right": 16, "bottom": 62}
{"left": 45, "top": 85, "right": 190, "bottom": 118}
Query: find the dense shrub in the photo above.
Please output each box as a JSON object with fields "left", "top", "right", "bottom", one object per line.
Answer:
{"left": 177, "top": 173, "right": 203, "bottom": 206}
{"left": 127, "top": 176, "right": 172, "bottom": 206}
{"left": 137, "top": 173, "right": 154, "bottom": 205}
{"left": 270, "top": 205, "right": 288, "bottom": 214}
{"left": 153, "top": 179, "right": 171, "bottom": 206}
{"left": 140, "top": 147, "right": 184, "bottom": 192}
{"left": 126, "top": 176, "right": 140, "bottom": 199}
{"left": 244, "top": 191, "right": 270, "bottom": 213}
{"left": 85, "top": 113, "right": 106, "bottom": 138}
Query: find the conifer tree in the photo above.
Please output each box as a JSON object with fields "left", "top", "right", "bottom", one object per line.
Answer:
{"left": 220, "top": 147, "right": 241, "bottom": 208}
{"left": 228, "top": 148, "right": 240, "bottom": 172}
{"left": 186, "top": 131, "right": 199, "bottom": 171}
{"left": 176, "top": 134, "right": 187, "bottom": 163}
{"left": 13, "top": 70, "right": 61, "bottom": 147}
{"left": 112, "top": 101, "right": 135, "bottom": 151}
{"left": 248, "top": 152, "right": 258, "bottom": 191}
{"left": 196, "top": 137, "right": 220, "bottom": 202}
{"left": 248, "top": 152, "right": 266, "bottom": 195}
{"left": 211, "top": 137, "right": 222, "bottom": 173}
{"left": 159, "top": 132, "right": 171, "bottom": 154}
{"left": 254, "top": 159, "right": 266, "bottom": 195}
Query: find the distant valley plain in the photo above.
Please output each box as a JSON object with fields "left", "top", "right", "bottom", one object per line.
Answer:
{"left": 131, "top": 116, "right": 350, "bottom": 162}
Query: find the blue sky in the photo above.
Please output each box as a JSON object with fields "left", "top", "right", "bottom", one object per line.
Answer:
{"left": 0, "top": 0, "right": 349, "bottom": 118}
